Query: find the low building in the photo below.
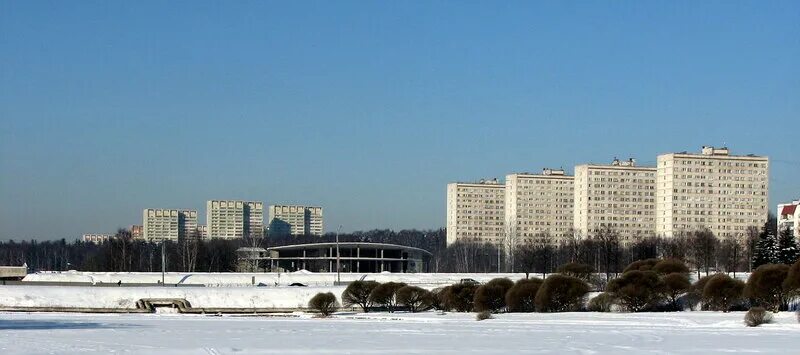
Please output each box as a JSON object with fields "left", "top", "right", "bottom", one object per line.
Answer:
{"left": 238, "top": 242, "right": 432, "bottom": 273}
{"left": 778, "top": 199, "right": 799, "bottom": 237}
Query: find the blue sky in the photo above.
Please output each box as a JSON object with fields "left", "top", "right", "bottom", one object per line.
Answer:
{"left": 1, "top": 1, "right": 798, "bottom": 240}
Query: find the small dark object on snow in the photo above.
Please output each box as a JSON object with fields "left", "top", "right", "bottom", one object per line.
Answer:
{"left": 289, "top": 282, "right": 307, "bottom": 287}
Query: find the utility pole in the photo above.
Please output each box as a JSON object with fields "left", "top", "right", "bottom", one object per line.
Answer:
{"left": 336, "top": 225, "right": 342, "bottom": 284}
{"left": 161, "top": 241, "right": 166, "bottom": 286}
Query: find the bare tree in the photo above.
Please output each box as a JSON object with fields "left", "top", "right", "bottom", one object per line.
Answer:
{"left": 690, "top": 229, "right": 718, "bottom": 277}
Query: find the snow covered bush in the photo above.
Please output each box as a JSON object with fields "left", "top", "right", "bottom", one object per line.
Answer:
{"left": 744, "top": 307, "right": 772, "bottom": 327}
{"left": 396, "top": 285, "right": 433, "bottom": 313}
{"left": 342, "top": 280, "right": 380, "bottom": 312}
{"left": 746, "top": 264, "right": 790, "bottom": 312}
{"left": 368, "top": 282, "right": 407, "bottom": 313}
{"left": 606, "top": 270, "right": 663, "bottom": 312}
{"left": 309, "top": 292, "right": 339, "bottom": 317}
{"left": 535, "top": 274, "right": 589, "bottom": 312}
{"left": 473, "top": 278, "right": 514, "bottom": 313}
{"left": 703, "top": 274, "right": 745, "bottom": 312}
{"left": 505, "top": 278, "right": 543, "bottom": 313}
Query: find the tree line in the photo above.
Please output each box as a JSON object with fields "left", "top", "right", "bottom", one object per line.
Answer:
{"left": 0, "top": 220, "right": 796, "bottom": 277}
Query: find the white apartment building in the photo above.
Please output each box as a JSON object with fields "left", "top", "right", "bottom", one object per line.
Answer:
{"left": 777, "top": 199, "right": 799, "bottom": 237}
{"left": 446, "top": 179, "right": 505, "bottom": 245}
{"left": 574, "top": 159, "right": 657, "bottom": 240}
{"left": 505, "top": 169, "right": 574, "bottom": 244}
{"left": 206, "top": 200, "right": 264, "bottom": 239}
{"left": 142, "top": 209, "right": 198, "bottom": 241}
{"left": 656, "top": 146, "right": 769, "bottom": 238}
{"left": 82, "top": 234, "right": 111, "bottom": 244}
{"left": 268, "top": 205, "right": 324, "bottom": 237}
{"left": 197, "top": 225, "right": 208, "bottom": 239}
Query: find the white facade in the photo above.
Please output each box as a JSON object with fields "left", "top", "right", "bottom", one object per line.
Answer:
{"left": 573, "top": 159, "right": 657, "bottom": 240}
{"left": 656, "top": 146, "right": 769, "bottom": 238}
{"left": 446, "top": 179, "right": 505, "bottom": 245}
{"left": 82, "top": 234, "right": 111, "bottom": 244}
{"left": 142, "top": 209, "right": 198, "bottom": 242}
{"left": 778, "top": 199, "right": 799, "bottom": 237}
{"left": 505, "top": 169, "right": 574, "bottom": 244}
{"left": 268, "top": 205, "right": 324, "bottom": 237}
{"left": 206, "top": 200, "right": 264, "bottom": 239}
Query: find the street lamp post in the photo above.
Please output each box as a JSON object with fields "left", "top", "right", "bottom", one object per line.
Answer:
{"left": 161, "top": 241, "right": 166, "bottom": 286}
{"left": 336, "top": 225, "right": 342, "bottom": 285}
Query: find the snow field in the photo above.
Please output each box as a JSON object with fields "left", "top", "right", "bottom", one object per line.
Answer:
{"left": 0, "top": 311, "right": 798, "bottom": 354}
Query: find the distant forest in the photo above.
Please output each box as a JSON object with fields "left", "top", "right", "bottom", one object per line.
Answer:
{"left": 0, "top": 219, "right": 795, "bottom": 276}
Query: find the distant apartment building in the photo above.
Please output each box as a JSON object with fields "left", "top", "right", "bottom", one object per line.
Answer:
{"left": 142, "top": 208, "right": 198, "bottom": 241}
{"left": 446, "top": 179, "right": 505, "bottom": 245}
{"left": 206, "top": 200, "right": 264, "bottom": 239}
{"left": 197, "top": 224, "right": 208, "bottom": 239}
{"left": 268, "top": 205, "right": 324, "bottom": 237}
{"left": 656, "top": 146, "right": 769, "bottom": 238}
{"left": 505, "top": 169, "right": 574, "bottom": 244}
{"left": 778, "top": 199, "right": 799, "bottom": 237}
{"left": 573, "top": 158, "right": 657, "bottom": 240}
{"left": 82, "top": 234, "right": 111, "bottom": 244}
{"left": 129, "top": 225, "right": 143, "bottom": 239}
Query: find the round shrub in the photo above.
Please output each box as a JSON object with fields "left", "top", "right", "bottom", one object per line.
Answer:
{"left": 341, "top": 280, "right": 380, "bottom": 312}
{"left": 653, "top": 259, "right": 690, "bottom": 275}
{"left": 783, "top": 259, "right": 800, "bottom": 297}
{"left": 587, "top": 292, "right": 615, "bottom": 312}
{"left": 505, "top": 278, "right": 544, "bottom": 313}
{"left": 556, "top": 263, "right": 595, "bottom": 281}
{"left": 444, "top": 283, "right": 479, "bottom": 312}
{"left": 368, "top": 282, "right": 407, "bottom": 313}
{"left": 535, "top": 274, "right": 589, "bottom": 312}
{"left": 396, "top": 285, "right": 433, "bottom": 313}
{"left": 662, "top": 272, "right": 691, "bottom": 310}
{"left": 623, "top": 258, "right": 660, "bottom": 273}
{"left": 309, "top": 292, "right": 339, "bottom": 317}
{"left": 746, "top": 264, "right": 790, "bottom": 311}
{"left": 430, "top": 286, "right": 450, "bottom": 311}
{"left": 703, "top": 274, "right": 745, "bottom": 312}
{"left": 744, "top": 307, "right": 773, "bottom": 327}
{"left": 474, "top": 278, "right": 514, "bottom": 313}
{"left": 606, "top": 270, "right": 663, "bottom": 312}
{"left": 687, "top": 275, "right": 714, "bottom": 310}
{"left": 475, "top": 310, "right": 493, "bottom": 321}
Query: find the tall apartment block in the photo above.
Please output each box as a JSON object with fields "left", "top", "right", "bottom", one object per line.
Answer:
{"left": 446, "top": 179, "right": 505, "bottom": 245}
{"left": 656, "top": 146, "right": 769, "bottom": 238}
{"left": 268, "top": 205, "right": 324, "bottom": 237}
{"left": 206, "top": 200, "right": 264, "bottom": 239}
{"left": 778, "top": 199, "right": 799, "bottom": 237}
{"left": 505, "top": 169, "right": 574, "bottom": 244}
{"left": 142, "top": 208, "right": 198, "bottom": 241}
{"left": 573, "top": 158, "right": 657, "bottom": 240}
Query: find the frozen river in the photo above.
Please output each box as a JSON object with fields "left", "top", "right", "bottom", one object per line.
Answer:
{"left": 1, "top": 311, "right": 798, "bottom": 354}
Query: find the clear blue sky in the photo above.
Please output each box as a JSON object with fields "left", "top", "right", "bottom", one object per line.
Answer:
{"left": 1, "top": 1, "right": 798, "bottom": 240}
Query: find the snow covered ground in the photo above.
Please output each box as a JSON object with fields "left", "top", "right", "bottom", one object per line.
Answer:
{"left": 23, "top": 271, "right": 532, "bottom": 286}
{"left": 0, "top": 311, "right": 797, "bottom": 354}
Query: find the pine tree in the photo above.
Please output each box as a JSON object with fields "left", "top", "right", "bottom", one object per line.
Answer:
{"left": 777, "top": 227, "right": 800, "bottom": 265}
{"left": 752, "top": 228, "right": 779, "bottom": 268}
